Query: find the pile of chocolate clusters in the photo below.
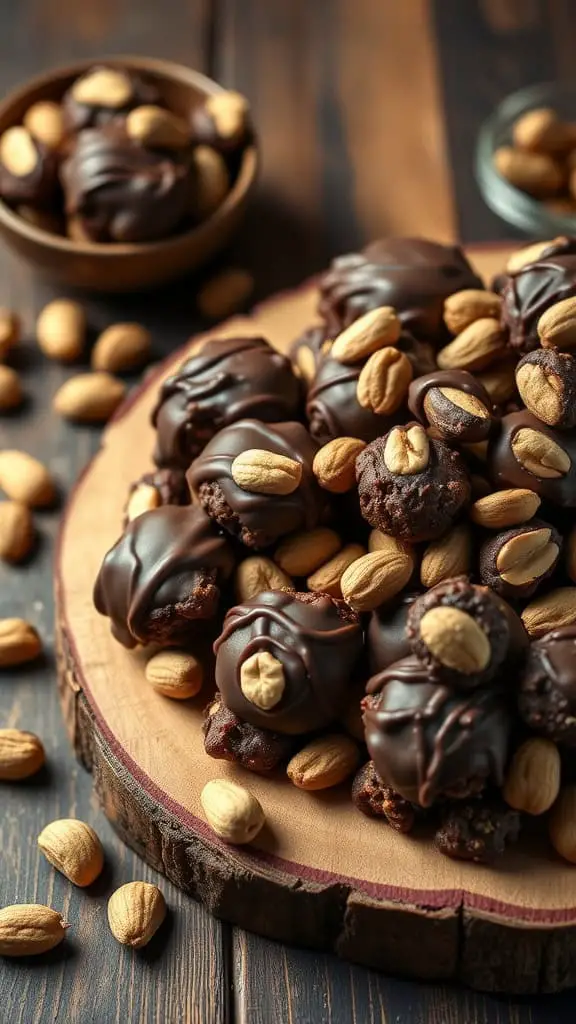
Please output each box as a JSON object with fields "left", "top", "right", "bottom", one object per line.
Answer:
{"left": 0, "top": 65, "right": 251, "bottom": 242}
{"left": 95, "top": 235, "right": 576, "bottom": 865}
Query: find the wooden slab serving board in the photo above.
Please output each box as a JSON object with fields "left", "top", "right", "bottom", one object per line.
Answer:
{"left": 56, "top": 244, "right": 576, "bottom": 995}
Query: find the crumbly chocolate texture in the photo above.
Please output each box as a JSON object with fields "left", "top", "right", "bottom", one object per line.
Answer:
{"left": 367, "top": 592, "right": 420, "bottom": 675}
{"left": 516, "top": 348, "right": 576, "bottom": 429}
{"left": 351, "top": 761, "right": 416, "bottom": 832}
{"left": 488, "top": 409, "right": 576, "bottom": 507}
{"left": 62, "top": 66, "right": 161, "bottom": 133}
{"left": 435, "top": 797, "right": 520, "bottom": 864}
{"left": 203, "top": 693, "right": 295, "bottom": 772}
{"left": 306, "top": 353, "right": 405, "bottom": 445}
{"left": 363, "top": 656, "right": 511, "bottom": 807}
{"left": 356, "top": 429, "right": 471, "bottom": 542}
{"left": 408, "top": 369, "right": 493, "bottom": 443}
{"left": 479, "top": 518, "right": 562, "bottom": 601}
{"left": 406, "top": 578, "right": 510, "bottom": 688}
{"left": 500, "top": 239, "right": 576, "bottom": 355}
{"left": 0, "top": 140, "right": 60, "bottom": 208}
{"left": 152, "top": 337, "right": 302, "bottom": 469}
{"left": 187, "top": 418, "right": 325, "bottom": 549}
{"left": 60, "top": 124, "right": 194, "bottom": 243}
{"left": 214, "top": 590, "right": 363, "bottom": 735}
{"left": 518, "top": 626, "right": 576, "bottom": 746}
{"left": 317, "top": 237, "right": 483, "bottom": 344}
{"left": 289, "top": 325, "right": 331, "bottom": 384}
{"left": 93, "top": 504, "right": 235, "bottom": 648}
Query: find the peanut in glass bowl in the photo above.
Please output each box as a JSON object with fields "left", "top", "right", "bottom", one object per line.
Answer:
{"left": 0, "top": 56, "right": 258, "bottom": 293}
{"left": 476, "top": 81, "right": 576, "bottom": 238}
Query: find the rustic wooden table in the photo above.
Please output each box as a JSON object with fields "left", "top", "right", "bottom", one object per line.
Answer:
{"left": 1, "top": 2, "right": 575, "bottom": 1021}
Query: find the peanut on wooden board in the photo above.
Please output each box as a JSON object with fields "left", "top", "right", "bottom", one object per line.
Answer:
{"left": 145, "top": 650, "right": 203, "bottom": 699}
{"left": 38, "top": 818, "right": 104, "bottom": 887}
{"left": 0, "top": 904, "right": 67, "bottom": 956}
{"left": 287, "top": 734, "right": 359, "bottom": 791}
{"left": 0, "top": 450, "right": 56, "bottom": 507}
{"left": 107, "top": 882, "right": 166, "bottom": 948}
{"left": 200, "top": 778, "right": 265, "bottom": 844}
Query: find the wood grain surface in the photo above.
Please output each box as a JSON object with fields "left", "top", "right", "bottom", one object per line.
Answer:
{"left": 1, "top": 1, "right": 576, "bottom": 1022}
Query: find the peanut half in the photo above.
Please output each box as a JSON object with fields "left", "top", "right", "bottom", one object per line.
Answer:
{"left": 38, "top": 819, "right": 104, "bottom": 886}
{"left": 231, "top": 449, "right": 302, "bottom": 495}
{"left": 145, "top": 650, "right": 203, "bottom": 699}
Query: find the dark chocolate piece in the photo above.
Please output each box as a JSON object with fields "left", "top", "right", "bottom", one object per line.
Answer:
{"left": 0, "top": 137, "right": 59, "bottom": 208}
{"left": 488, "top": 409, "right": 576, "bottom": 507}
{"left": 395, "top": 331, "right": 437, "bottom": 377}
{"left": 351, "top": 761, "right": 416, "bottom": 832}
{"left": 479, "top": 519, "right": 562, "bottom": 600}
{"left": 190, "top": 92, "right": 253, "bottom": 156}
{"left": 500, "top": 242, "right": 576, "bottom": 354}
{"left": 406, "top": 578, "right": 510, "bottom": 688}
{"left": 367, "top": 592, "right": 420, "bottom": 675}
{"left": 187, "top": 418, "right": 324, "bottom": 549}
{"left": 363, "top": 657, "right": 511, "bottom": 807}
{"left": 202, "top": 693, "right": 295, "bottom": 772}
{"left": 289, "top": 324, "right": 331, "bottom": 385}
{"left": 60, "top": 125, "right": 194, "bottom": 243}
{"left": 214, "top": 590, "right": 363, "bottom": 735}
{"left": 306, "top": 352, "right": 404, "bottom": 445}
{"left": 124, "top": 467, "right": 187, "bottom": 520}
{"left": 93, "top": 504, "right": 235, "bottom": 648}
{"left": 318, "top": 237, "right": 483, "bottom": 344}
{"left": 62, "top": 66, "right": 161, "bottom": 133}
{"left": 518, "top": 626, "right": 576, "bottom": 746}
{"left": 408, "top": 369, "right": 493, "bottom": 443}
{"left": 435, "top": 798, "right": 520, "bottom": 863}
{"left": 516, "top": 348, "right": 576, "bottom": 429}
{"left": 356, "top": 424, "right": 471, "bottom": 542}
{"left": 152, "top": 336, "right": 301, "bottom": 469}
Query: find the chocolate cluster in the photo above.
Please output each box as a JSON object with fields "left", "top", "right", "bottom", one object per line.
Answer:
{"left": 0, "top": 65, "right": 252, "bottom": 243}
{"left": 93, "top": 234, "right": 576, "bottom": 867}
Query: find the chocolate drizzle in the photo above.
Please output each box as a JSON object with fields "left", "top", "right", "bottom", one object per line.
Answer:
{"left": 500, "top": 243, "right": 576, "bottom": 354}
{"left": 152, "top": 337, "right": 301, "bottom": 468}
{"left": 363, "top": 657, "right": 510, "bottom": 807}
{"left": 214, "top": 590, "right": 363, "bottom": 734}
{"left": 93, "top": 504, "right": 235, "bottom": 648}
{"left": 306, "top": 355, "right": 404, "bottom": 445}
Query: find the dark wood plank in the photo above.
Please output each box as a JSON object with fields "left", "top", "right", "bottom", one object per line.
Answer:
{"left": 431, "top": 0, "right": 576, "bottom": 242}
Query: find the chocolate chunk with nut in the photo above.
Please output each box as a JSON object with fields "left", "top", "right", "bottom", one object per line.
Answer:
{"left": 367, "top": 592, "right": 420, "bottom": 674}
{"left": 191, "top": 91, "right": 252, "bottom": 156}
{"left": 488, "top": 409, "right": 576, "bottom": 507}
{"left": 435, "top": 798, "right": 520, "bottom": 864}
{"left": 289, "top": 325, "right": 330, "bottom": 385}
{"left": 356, "top": 423, "right": 471, "bottom": 542}
{"left": 351, "top": 761, "right": 415, "bottom": 832}
{"left": 363, "top": 657, "right": 511, "bottom": 807}
{"left": 317, "top": 237, "right": 483, "bottom": 343}
{"left": 516, "top": 348, "right": 576, "bottom": 429}
{"left": 479, "top": 519, "right": 562, "bottom": 600}
{"left": 306, "top": 353, "right": 405, "bottom": 445}
{"left": 62, "top": 65, "right": 161, "bottom": 133}
{"left": 187, "top": 418, "right": 325, "bottom": 549}
{"left": 214, "top": 590, "right": 363, "bottom": 735}
{"left": 408, "top": 369, "right": 493, "bottom": 443}
{"left": 152, "top": 337, "right": 302, "bottom": 469}
{"left": 0, "top": 126, "right": 59, "bottom": 207}
{"left": 518, "top": 626, "right": 576, "bottom": 746}
{"left": 406, "top": 578, "right": 510, "bottom": 688}
{"left": 124, "top": 467, "right": 188, "bottom": 524}
{"left": 500, "top": 247, "right": 576, "bottom": 355}
{"left": 203, "top": 693, "right": 295, "bottom": 772}
{"left": 93, "top": 505, "right": 235, "bottom": 648}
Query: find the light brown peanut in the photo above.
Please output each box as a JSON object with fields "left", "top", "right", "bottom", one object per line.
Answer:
{"left": 36, "top": 299, "right": 86, "bottom": 362}
{"left": 538, "top": 296, "right": 576, "bottom": 350}
{"left": 312, "top": 437, "right": 366, "bottom": 493}
{"left": 470, "top": 488, "right": 541, "bottom": 529}
{"left": 107, "top": 882, "right": 166, "bottom": 948}
{"left": 0, "top": 501, "right": 34, "bottom": 562}
{"left": 307, "top": 543, "right": 366, "bottom": 597}
{"left": 521, "top": 587, "right": 576, "bottom": 638}
{"left": 0, "top": 450, "right": 55, "bottom": 507}
{"left": 356, "top": 347, "right": 412, "bottom": 415}
{"left": 383, "top": 424, "right": 430, "bottom": 475}
{"left": 0, "top": 618, "right": 41, "bottom": 666}
{"left": 443, "top": 289, "right": 501, "bottom": 335}
{"left": 287, "top": 735, "right": 359, "bottom": 790}
{"left": 511, "top": 427, "right": 570, "bottom": 478}
{"left": 494, "top": 145, "right": 565, "bottom": 197}
{"left": 503, "top": 738, "right": 561, "bottom": 815}
{"left": 419, "top": 607, "right": 491, "bottom": 675}
{"left": 0, "top": 728, "right": 45, "bottom": 780}
{"left": 420, "top": 523, "right": 471, "bottom": 588}
{"left": 331, "top": 306, "right": 400, "bottom": 363}
{"left": 437, "top": 318, "right": 505, "bottom": 372}
{"left": 231, "top": 449, "right": 302, "bottom": 495}
{"left": 92, "top": 322, "right": 151, "bottom": 372}
{"left": 235, "top": 556, "right": 292, "bottom": 601}
{"left": 275, "top": 527, "right": 341, "bottom": 577}
{"left": 125, "top": 105, "right": 191, "bottom": 149}
{"left": 38, "top": 819, "right": 104, "bottom": 886}
{"left": 145, "top": 650, "right": 203, "bottom": 699}
{"left": 0, "top": 905, "right": 67, "bottom": 956}
{"left": 72, "top": 67, "right": 133, "bottom": 108}
{"left": 197, "top": 268, "right": 253, "bottom": 319}
{"left": 53, "top": 372, "right": 126, "bottom": 423}
{"left": 240, "top": 651, "right": 285, "bottom": 709}
{"left": 341, "top": 546, "right": 414, "bottom": 612}
{"left": 23, "top": 101, "right": 65, "bottom": 150}
{"left": 201, "top": 778, "right": 265, "bottom": 844}
{"left": 549, "top": 786, "right": 576, "bottom": 863}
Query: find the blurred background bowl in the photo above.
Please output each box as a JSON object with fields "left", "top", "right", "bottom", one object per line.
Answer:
{"left": 0, "top": 56, "right": 258, "bottom": 293}
{"left": 476, "top": 81, "right": 576, "bottom": 239}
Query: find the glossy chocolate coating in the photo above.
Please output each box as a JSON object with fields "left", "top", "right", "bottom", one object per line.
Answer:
{"left": 306, "top": 353, "right": 404, "bottom": 445}
{"left": 214, "top": 590, "right": 363, "bottom": 734}
{"left": 395, "top": 331, "right": 437, "bottom": 377}
{"left": 500, "top": 240, "right": 576, "bottom": 354}
{"left": 408, "top": 369, "right": 493, "bottom": 443}
{"left": 488, "top": 409, "right": 576, "bottom": 506}
{"left": 479, "top": 518, "right": 562, "bottom": 601}
{"left": 123, "top": 467, "right": 188, "bottom": 526}
{"left": 518, "top": 625, "right": 576, "bottom": 745}
{"left": 363, "top": 657, "right": 511, "bottom": 807}
{"left": 367, "top": 593, "right": 420, "bottom": 675}
{"left": 152, "top": 336, "right": 302, "bottom": 469}
{"left": 289, "top": 324, "right": 330, "bottom": 384}
{"left": 516, "top": 348, "right": 576, "bottom": 429}
{"left": 187, "top": 418, "right": 324, "bottom": 549}
{"left": 356, "top": 430, "right": 471, "bottom": 542}
{"left": 60, "top": 125, "right": 194, "bottom": 243}
{"left": 93, "top": 505, "right": 235, "bottom": 648}
{"left": 0, "top": 142, "right": 59, "bottom": 208}
{"left": 62, "top": 67, "right": 161, "bottom": 133}
{"left": 318, "top": 237, "right": 483, "bottom": 344}
{"left": 406, "top": 578, "right": 510, "bottom": 688}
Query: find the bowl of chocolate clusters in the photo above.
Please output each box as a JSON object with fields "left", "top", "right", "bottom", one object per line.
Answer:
{"left": 477, "top": 82, "right": 576, "bottom": 236}
{"left": 0, "top": 57, "right": 258, "bottom": 292}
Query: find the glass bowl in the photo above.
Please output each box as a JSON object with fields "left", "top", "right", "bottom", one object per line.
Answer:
{"left": 476, "top": 81, "right": 576, "bottom": 237}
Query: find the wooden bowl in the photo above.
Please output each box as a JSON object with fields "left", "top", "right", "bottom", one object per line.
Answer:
{"left": 0, "top": 57, "right": 258, "bottom": 293}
